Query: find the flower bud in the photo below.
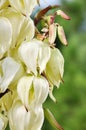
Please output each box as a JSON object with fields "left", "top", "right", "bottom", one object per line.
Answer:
{"left": 58, "top": 25, "right": 68, "bottom": 46}
{"left": 56, "top": 10, "right": 70, "bottom": 20}
{"left": 49, "top": 23, "right": 56, "bottom": 44}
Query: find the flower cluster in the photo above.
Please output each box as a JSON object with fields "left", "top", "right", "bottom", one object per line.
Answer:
{"left": 0, "top": 0, "right": 69, "bottom": 130}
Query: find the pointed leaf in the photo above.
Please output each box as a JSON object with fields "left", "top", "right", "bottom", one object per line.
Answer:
{"left": 44, "top": 108, "right": 64, "bottom": 130}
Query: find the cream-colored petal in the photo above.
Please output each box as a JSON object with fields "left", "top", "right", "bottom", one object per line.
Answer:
{"left": 0, "top": 113, "right": 8, "bottom": 130}
{"left": 8, "top": 99, "right": 44, "bottom": 130}
{"left": 0, "top": 17, "right": 12, "bottom": 59}
{"left": 33, "top": 76, "right": 49, "bottom": 106}
{"left": 0, "top": 57, "right": 23, "bottom": 92}
{"left": 45, "top": 48, "right": 64, "bottom": 87}
{"left": 17, "top": 75, "right": 49, "bottom": 109}
{"left": 9, "top": 0, "right": 37, "bottom": 16}
{"left": 17, "top": 76, "right": 34, "bottom": 109}
{"left": 17, "top": 17, "right": 35, "bottom": 45}
{"left": 28, "top": 107, "right": 44, "bottom": 130}
{"left": 0, "top": 8, "right": 25, "bottom": 48}
{"left": 18, "top": 40, "right": 41, "bottom": 75}
{"left": 0, "top": 8, "right": 34, "bottom": 48}
{"left": 8, "top": 100, "right": 30, "bottom": 130}
{"left": 38, "top": 43, "right": 51, "bottom": 74}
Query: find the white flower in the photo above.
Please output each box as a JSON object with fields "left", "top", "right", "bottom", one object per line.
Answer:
{"left": 8, "top": 99, "right": 44, "bottom": 130}
{"left": 0, "top": 113, "right": 8, "bottom": 130}
{"left": 17, "top": 75, "right": 49, "bottom": 109}
{"left": 45, "top": 48, "right": 64, "bottom": 88}
{"left": 18, "top": 39, "right": 51, "bottom": 75}
{"left": 0, "top": 57, "right": 24, "bottom": 93}
{"left": 0, "top": 17, "right": 12, "bottom": 59}
{"left": 0, "top": 7, "right": 35, "bottom": 48}
{"left": 9, "top": 0, "right": 37, "bottom": 17}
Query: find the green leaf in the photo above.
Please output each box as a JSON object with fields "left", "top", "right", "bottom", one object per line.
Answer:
{"left": 44, "top": 108, "right": 64, "bottom": 130}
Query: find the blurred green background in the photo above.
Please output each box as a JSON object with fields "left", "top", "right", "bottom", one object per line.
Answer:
{"left": 42, "top": 0, "right": 86, "bottom": 130}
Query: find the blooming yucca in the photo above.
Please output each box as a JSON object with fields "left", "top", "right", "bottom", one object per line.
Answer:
{"left": 0, "top": 0, "right": 70, "bottom": 130}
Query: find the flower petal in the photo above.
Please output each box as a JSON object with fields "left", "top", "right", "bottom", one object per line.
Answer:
{"left": 9, "top": 0, "right": 37, "bottom": 16}
{"left": 0, "top": 57, "right": 23, "bottom": 92}
{"left": 8, "top": 100, "right": 30, "bottom": 130}
{"left": 18, "top": 40, "right": 41, "bottom": 75}
{"left": 45, "top": 48, "right": 64, "bottom": 87}
{"left": 8, "top": 99, "right": 44, "bottom": 130}
{"left": 17, "top": 75, "right": 49, "bottom": 109}
{"left": 0, "top": 17, "right": 12, "bottom": 59}
{"left": 17, "top": 76, "right": 34, "bottom": 109}
{"left": 19, "top": 39, "right": 51, "bottom": 75}
{"left": 0, "top": 113, "right": 8, "bottom": 130}
{"left": 38, "top": 43, "right": 51, "bottom": 74}
{"left": 0, "top": 8, "right": 34, "bottom": 48}
{"left": 28, "top": 107, "right": 44, "bottom": 130}
{"left": 33, "top": 76, "right": 49, "bottom": 106}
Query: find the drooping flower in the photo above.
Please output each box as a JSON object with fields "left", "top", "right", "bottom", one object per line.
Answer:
{"left": 17, "top": 75, "right": 49, "bottom": 109}
{"left": 45, "top": 48, "right": 64, "bottom": 88}
{"left": 18, "top": 39, "right": 51, "bottom": 75}
{"left": 8, "top": 99, "right": 44, "bottom": 130}
{"left": 0, "top": 7, "right": 35, "bottom": 48}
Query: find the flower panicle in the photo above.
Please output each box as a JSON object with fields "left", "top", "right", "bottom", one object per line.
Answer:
{"left": 0, "top": 0, "right": 70, "bottom": 130}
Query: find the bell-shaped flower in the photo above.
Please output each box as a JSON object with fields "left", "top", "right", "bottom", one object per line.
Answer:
{"left": 18, "top": 39, "right": 51, "bottom": 75}
{"left": 0, "top": 0, "right": 9, "bottom": 9}
{"left": 9, "top": 0, "right": 37, "bottom": 17}
{"left": 45, "top": 48, "right": 64, "bottom": 88}
{"left": 0, "top": 17, "right": 12, "bottom": 59}
{"left": 0, "top": 7, "right": 35, "bottom": 48}
{"left": 17, "top": 75, "right": 49, "bottom": 109}
{"left": 0, "top": 113, "right": 8, "bottom": 130}
{"left": 0, "top": 57, "right": 24, "bottom": 93}
{"left": 8, "top": 99, "right": 44, "bottom": 130}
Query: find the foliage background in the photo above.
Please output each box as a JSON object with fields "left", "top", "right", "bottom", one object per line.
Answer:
{"left": 42, "top": 0, "right": 86, "bottom": 130}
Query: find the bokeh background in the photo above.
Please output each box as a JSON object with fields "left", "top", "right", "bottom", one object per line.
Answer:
{"left": 41, "top": 0, "right": 86, "bottom": 130}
